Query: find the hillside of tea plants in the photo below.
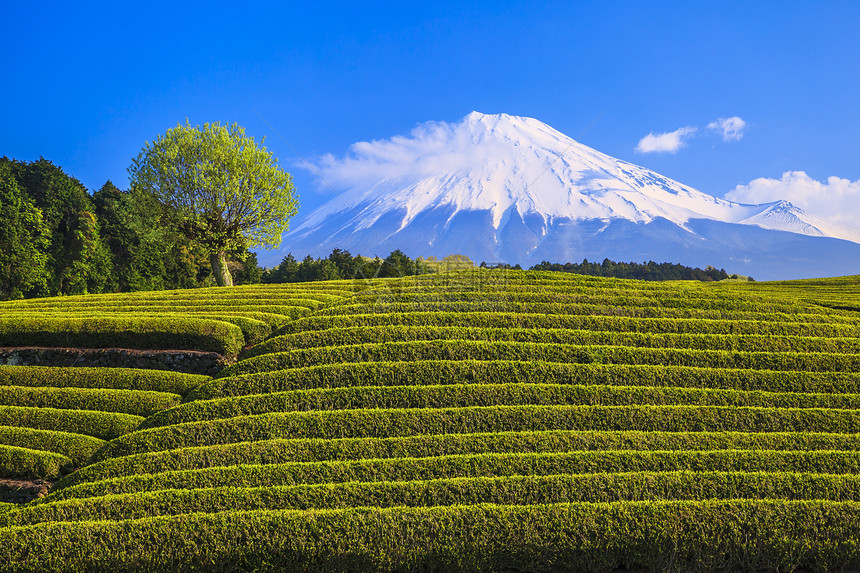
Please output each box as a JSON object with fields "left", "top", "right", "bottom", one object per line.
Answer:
{"left": 0, "top": 270, "right": 859, "bottom": 571}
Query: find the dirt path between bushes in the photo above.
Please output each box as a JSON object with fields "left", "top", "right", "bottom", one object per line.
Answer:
{"left": 0, "top": 478, "right": 52, "bottom": 504}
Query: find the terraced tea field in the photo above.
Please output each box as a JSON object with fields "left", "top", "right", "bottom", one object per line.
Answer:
{"left": 1, "top": 271, "right": 859, "bottom": 571}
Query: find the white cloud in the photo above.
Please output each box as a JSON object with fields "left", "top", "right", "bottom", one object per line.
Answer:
{"left": 726, "top": 171, "right": 860, "bottom": 227}
{"left": 635, "top": 126, "right": 697, "bottom": 154}
{"left": 309, "top": 118, "right": 509, "bottom": 191}
{"left": 708, "top": 116, "right": 746, "bottom": 141}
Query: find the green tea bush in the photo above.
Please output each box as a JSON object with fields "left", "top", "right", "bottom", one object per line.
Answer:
{"left": 220, "top": 340, "right": 860, "bottom": 377}
{"left": 246, "top": 324, "right": 860, "bottom": 359}
{"left": 57, "top": 429, "right": 860, "bottom": 490}
{"left": 49, "top": 449, "right": 860, "bottom": 502}
{"left": 194, "top": 361, "right": 860, "bottom": 400}
{"left": 0, "top": 366, "right": 207, "bottom": 395}
{"left": 93, "top": 404, "right": 860, "bottom": 460}
{"left": 3, "top": 501, "right": 854, "bottom": 573}
{"left": 0, "top": 405, "right": 143, "bottom": 440}
{"left": 312, "top": 301, "right": 856, "bottom": 323}
{"left": 280, "top": 311, "right": 860, "bottom": 337}
{"left": 17, "top": 470, "right": 860, "bottom": 528}
{"left": 0, "top": 426, "right": 104, "bottom": 464}
{"left": 0, "top": 445, "right": 72, "bottom": 479}
{"left": 142, "top": 383, "right": 860, "bottom": 430}
{"left": 0, "top": 317, "right": 244, "bottom": 356}
{"left": 345, "top": 289, "right": 824, "bottom": 315}
{"left": 0, "top": 386, "right": 179, "bottom": 417}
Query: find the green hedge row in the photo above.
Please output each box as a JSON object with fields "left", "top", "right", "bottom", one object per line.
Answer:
{"left": 189, "top": 311, "right": 291, "bottom": 329}
{"left": 312, "top": 300, "right": 856, "bottom": 324}
{"left": 0, "top": 309, "right": 308, "bottom": 336}
{"left": 141, "top": 383, "right": 860, "bottom": 430}
{"left": 0, "top": 317, "right": 245, "bottom": 356}
{"left": 16, "top": 470, "right": 860, "bottom": 528}
{"left": 220, "top": 340, "right": 860, "bottom": 377}
{"left": 0, "top": 406, "right": 143, "bottom": 441}
{"left": 0, "top": 285, "right": 351, "bottom": 304}
{"left": 279, "top": 311, "right": 860, "bottom": 338}
{"left": 383, "top": 281, "right": 777, "bottom": 299}
{"left": 0, "top": 366, "right": 208, "bottom": 395}
{"left": 92, "top": 404, "right": 860, "bottom": 461}
{"left": 1, "top": 296, "right": 327, "bottom": 311}
{"left": 368, "top": 280, "right": 729, "bottom": 297}
{"left": 57, "top": 429, "right": 860, "bottom": 491}
{"left": 5, "top": 312, "right": 272, "bottom": 346}
{"left": 0, "top": 304, "right": 311, "bottom": 321}
{"left": 0, "top": 386, "right": 179, "bottom": 417}
{"left": 3, "top": 501, "right": 855, "bottom": 573}
{"left": 246, "top": 324, "right": 860, "bottom": 359}
{"left": 345, "top": 289, "right": 824, "bottom": 315}
{"left": 0, "top": 445, "right": 72, "bottom": 479}
{"left": 50, "top": 449, "right": 860, "bottom": 503}
{"left": 166, "top": 315, "right": 269, "bottom": 345}
{"left": 195, "top": 361, "right": 860, "bottom": 400}
{"left": 0, "top": 426, "right": 104, "bottom": 464}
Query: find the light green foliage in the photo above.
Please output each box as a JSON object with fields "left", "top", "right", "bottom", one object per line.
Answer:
{"left": 0, "top": 445, "right": 72, "bottom": 479}
{"left": 193, "top": 361, "right": 860, "bottom": 400}
{"left": 0, "top": 366, "right": 207, "bottom": 395}
{"left": 2, "top": 501, "right": 860, "bottom": 572}
{"left": 0, "top": 386, "right": 179, "bottom": 417}
{"left": 0, "top": 427, "right": 104, "bottom": 465}
{"left": 128, "top": 121, "right": 299, "bottom": 286}
{"left": 0, "top": 406, "right": 142, "bottom": 441}
{"left": 0, "top": 316, "right": 244, "bottom": 356}
{"left": 52, "top": 430, "right": 860, "bottom": 491}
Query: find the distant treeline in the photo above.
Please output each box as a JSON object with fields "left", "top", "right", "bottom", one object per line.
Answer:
{"left": 529, "top": 259, "right": 742, "bottom": 281}
{"left": 264, "top": 251, "right": 744, "bottom": 283}
{"left": 262, "top": 249, "right": 431, "bottom": 283}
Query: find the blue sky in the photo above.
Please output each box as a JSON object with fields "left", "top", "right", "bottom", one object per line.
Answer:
{"left": 3, "top": 1, "right": 859, "bottom": 227}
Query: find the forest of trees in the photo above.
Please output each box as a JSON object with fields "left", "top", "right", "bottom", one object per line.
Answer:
{"left": 0, "top": 157, "right": 265, "bottom": 300}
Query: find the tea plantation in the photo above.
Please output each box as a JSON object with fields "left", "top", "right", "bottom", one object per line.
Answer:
{"left": 0, "top": 271, "right": 859, "bottom": 571}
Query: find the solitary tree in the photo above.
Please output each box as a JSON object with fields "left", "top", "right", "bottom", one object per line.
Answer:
{"left": 128, "top": 121, "right": 299, "bottom": 286}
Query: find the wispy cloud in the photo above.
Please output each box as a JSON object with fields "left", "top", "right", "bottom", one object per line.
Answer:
{"left": 636, "top": 116, "right": 746, "bottom": 153}
{"left": 726, "top": 171, "right": 860, "bottom": 227}
{"left": 309, "top": 118, "right": 509, "bottom": 191}
{"left": 635, "top": 126, "right": 697, "bottom": 154}
{"left": 708, "top": 116, "right": 746, "bottom": 141}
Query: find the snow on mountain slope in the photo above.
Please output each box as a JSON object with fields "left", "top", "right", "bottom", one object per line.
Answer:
{"left": 736, "top": 200, "right": 860, "bottom": 243}
{"left": 272, "top": 112, "right": 860, "bottom": 279}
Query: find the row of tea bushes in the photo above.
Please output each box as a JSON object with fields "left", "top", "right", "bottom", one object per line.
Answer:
{"left": 3, "top": 500, "right": 860, "bottom": 572}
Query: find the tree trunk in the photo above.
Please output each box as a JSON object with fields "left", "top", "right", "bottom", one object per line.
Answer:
{"left": 210, "top": 251, "right": 233, "bottom": 286}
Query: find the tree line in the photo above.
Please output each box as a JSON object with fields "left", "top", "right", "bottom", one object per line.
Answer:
{"left": 530, "top": 259, "right": 745, "bottom": 281}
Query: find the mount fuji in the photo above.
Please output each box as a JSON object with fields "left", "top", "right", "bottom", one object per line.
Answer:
{"left": 272, "top": 112, "right": 860, "bottom": 280}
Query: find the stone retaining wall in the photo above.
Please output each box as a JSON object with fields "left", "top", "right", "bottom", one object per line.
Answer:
{"left": 0, "top": 347, "right": 229, "bottom": 376}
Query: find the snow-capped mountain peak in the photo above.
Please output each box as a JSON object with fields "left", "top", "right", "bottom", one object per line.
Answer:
{"left": 273, "top": 112, "right": 860, "bottom": 279}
